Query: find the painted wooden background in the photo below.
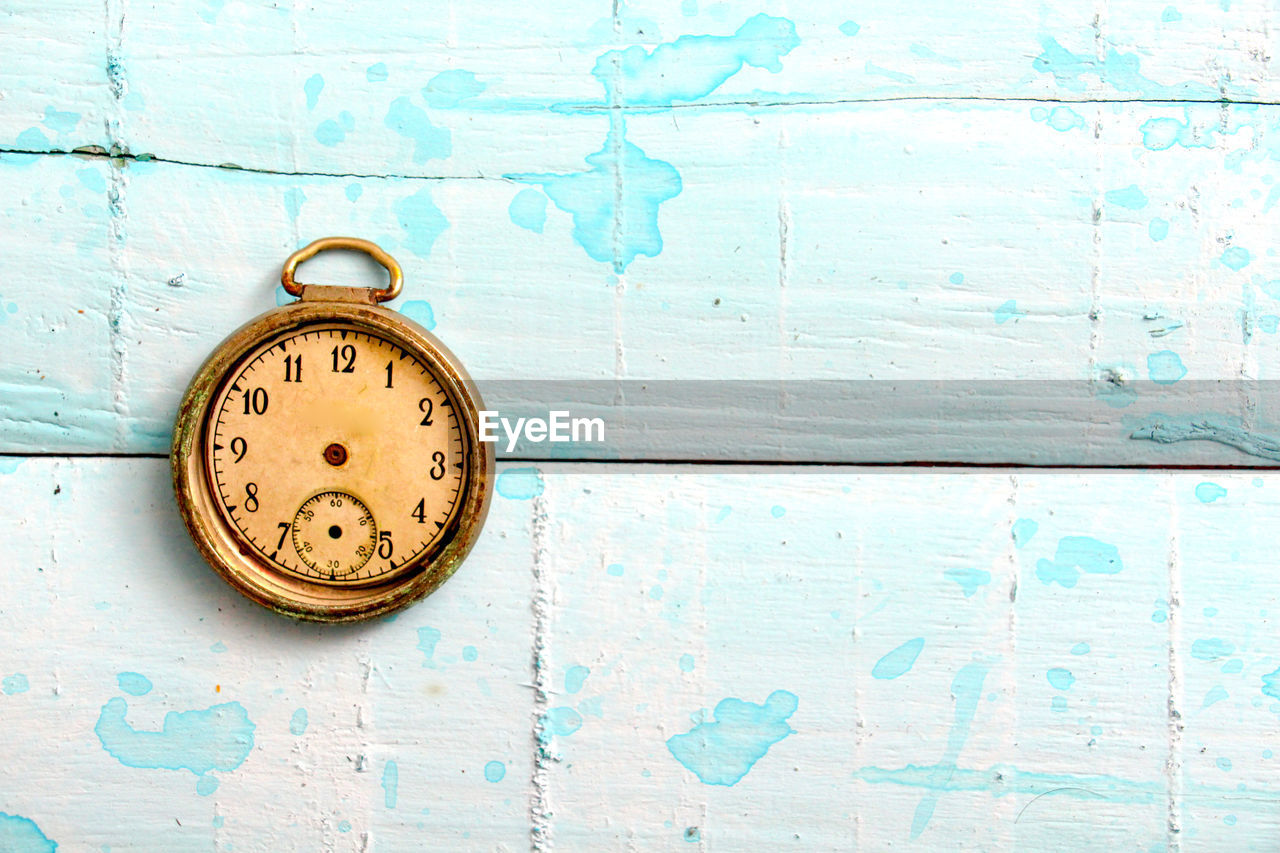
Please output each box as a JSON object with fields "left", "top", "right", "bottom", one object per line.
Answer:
{"left": 4, "top": 1, "right": 1280, "bottom": 850}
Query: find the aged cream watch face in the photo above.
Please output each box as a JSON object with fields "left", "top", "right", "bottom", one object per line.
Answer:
{"left": 203, "top": 324, "right": 467, "bottom": 586}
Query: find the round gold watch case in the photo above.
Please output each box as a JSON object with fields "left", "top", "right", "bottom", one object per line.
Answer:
{"left": 171, "top": 238, "right": 494, "bottom": 622}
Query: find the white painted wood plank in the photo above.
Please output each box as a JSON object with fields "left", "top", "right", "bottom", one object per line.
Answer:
{"left": 5, "top": 461, "right": 1279, "bottom": 849}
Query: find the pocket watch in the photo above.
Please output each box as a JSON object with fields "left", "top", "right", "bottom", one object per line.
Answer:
{"left": 171, "top": 237, "right": 493, "bottom": 622}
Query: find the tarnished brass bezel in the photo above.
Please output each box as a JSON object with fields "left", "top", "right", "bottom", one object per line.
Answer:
{"left": 172, "top": 294, "right": 493, "bottom": 623}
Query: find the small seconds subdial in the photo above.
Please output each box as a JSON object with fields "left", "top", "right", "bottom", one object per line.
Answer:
{"left": 292, "top": 491, "right": 377, "bottom": 578}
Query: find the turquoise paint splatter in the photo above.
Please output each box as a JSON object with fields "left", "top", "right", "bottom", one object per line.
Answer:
{"left": 606, "top": 563, "right": 624, "bottom": 577}
{"left": 283, "top": 188, "right": 306, "bottom": 221}
{"left": 508, "top": 189, "right": 548, "bottom": 233}
{"left": 424, "top": 70, "right": 486, "bottom": 109}
{"left": 15, "top": 127, "right": 49, "bottom": 149}
{"left": 462, "top": 645, "right": 478, "bottom": 662}
{"left": 1222, "top": 659, "right": 1243, "bottom": 674}
{"left": 839, "top": 20, "right": 860, "bottom": 36}
{"left": 41, "top": 106, "right": 80, "bottom": 135}
{"left": 382, "top": 760, "right": 398, "bottom": 808}
{"left": 303, "top": 74, "right": 324, "bottom": 110}
{"left": 77, "top": 167, "right": 106, "bottom": 193}
{"left": 1050, "top": 696, "right": 1068, "bottom": 713}
{"left": 994, "top": 300, "right": 1025, "bottom": 324}
{"left": 385, "top": 97, "right": 451, "bottom": 163}
{"left": 949, "top": 272, "right": 964, "bottom": 285}
{"left": 196, "top": 775, "right": 219, "bottom": 796}
{"left": 1141, "top": 114, "right": 1212, "bottom": 151}
{"left": 770, "top": 504, "right": 786, "bottom": 518}
{"left": 1105, "top": 185, "right": 1148, "bottom": 210}
{"left": 593, "top": 14, "right": 797, "bottom": 105}
{"left": 1046, "top": 668, "right": 1075, "bottom": 690}
{"left": 1148, "top": 350, "right": 1187, "bottom": 384}
{"left": 1263, "top": 667, "right": 1280, "bottom": 700}
{"left": 679, "top": 653, "right": 695, "bottom": 673}
{"left": 315, "top": 119, "right": 347, "bottom": 147}
{"left": 909, "top": 662, "right": 991, "bottom": 838}
{"left": 1191, "top": 638, "right": 1235, "bottom": 660}
{"left": 684, "top": 826, "right": 701, "bottom": 842}
{"left": 484, "top": 760, "right": 506, "bottom": 782}
{"left": 366, "top": 63, "right": 388, "bottom": 82}
{"left": 398, "top": 300, "right": 437, "bottom": 331}
{"left": 1216, "top": 756, "right": 1232, "bottom": 771}
{"left": 3, "top": 673, "right": 29, "bottom": 695}
{"left": 1162, "top": 6, "right": 1183, "bottom": 21}
{"left": 0, "top": 813, "right": 56, "bottom": 852}
{"left": 543, "top": 706, "right": 584, "bottom": 737}
{"left": 345, "top": 183, "right": 363, "bottom": 202}
{"left": 1031, "top": 36, "right": 1218, "bottom": 99}
{"left": 95, "top": 697, "right": 254, "bottom": 794}
{"left": 210, "top": 641, "right": 227, "bottom": 654}
{"left": 338, "top": 819, "right": 351, "bottom": 832}
{"left": 1011, "top": 518, "right": 1039, "bottom": 547}
{"left": 392, "top": 187, "right": 449, "bottom": 258}
{"left": 1202, "top": 685, "right": 1229, "bottom": 708}
{"left": 496, "top": 467, "right": 544, "bottom": 499}
{"left": 1195, "top": 482, "right": 1227, "bottom": 503}
{"left": 564, "top": 665, "right": 590, "bottom": 694}
{"left": 649, "top": 584, "right": 664, "bottom": 600}
{"left": 116, "top": 672, "right": 152, "bottom": 696}
{"left": 865, "top": 61, "right": 915, "bottom": 84}
{"left": 944, "top": 568, "right": 991, "bottom": 598}
{"left": 873, "top": 638, "right": 925, "bottom": 679}
{"left": 1149, "top": 218, "right": 1170, "bottom": 241}
{"left": 666, "top": 690, "right": 797, "bottom": 786}
{"left": 289, "top": 708, "right": 308, "bottom": 736}
{"left": 1221, "top": 247, "right": 1252, "bottom": 271}
{"left": 1071, "top": 642, "right": 1090, "bottom": 655}
{"left": 417, "top": 626, "right": 442, "bottom": 667}
{"left": 1045, "top": 106, "right": 1085, "bottom": 132}
{"left": 0, "top": 458, "right": 24, "bottom": 474}
{"left": 509, "top": 126, "right": 682, "bottom": 272}
{"left": 1035, "top": 536, "right": 1123, "bottom": 588}
{"left": 909, "top": 43, "right": 961, "bottom": 68}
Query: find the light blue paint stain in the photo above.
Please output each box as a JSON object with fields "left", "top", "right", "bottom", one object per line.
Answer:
{"left": 509, "top": 126, "right": 681, "bottom": 273}
{"left": 679, "top": 653, "right": 696, "bottom": 673}
{"left": 283, "top": 188, "right": 306, "bottom": 222}
{"left": 1090, "top": 725, "right": 1103, "bottom": 736}
{"left": 1191, "top": 638, "right": 1235, "bottom": 661}
{"left": 1203, "top": 686, "right": 1229, "bottom": 708}
{"left": 770, "top": 505, "right": 786, "bottom": 518}
{"left": 1216, "top": 756, "right": 1233, "bottom": 771}
{"left": 1195, "top": 482, "right": 1227, "bottom": 503}
{"left": 94, "top": 697, "right": 254, "bottom": 794}
{"left": 1105, "top": 185, "right": 1148, "bottom": 210}
{"left": 345, "top": 183, "right": 363, "bottom": 202}
{"left": 1046, "top": 668, "right": 1075, "bottom": 690}
{"left": 543, "top": 706, "right": 584, "bottom": 737}
{"left": 1221, "top": 247, "right": 1252, "bottom": 271}
{"left": 909, "top": 662, "right": 991, "bottom": 838}
{"left": 0, "top": 813, "right": 56, "bottom": 852}
{"left": 210, "top": 641, "right": 227, "bottom": 654}
{"left": 417, "top": 627, "right": 442, "bottom": 667}
{"left": 3, "top": 673, "right": 30, "bottom": 695}
{"left": 289, "top": 708, "right": 308, "bottom": 736}
{"left": 1149, "top": 218, "right": 1170, "bottom": 241}
{"left": 1147, "top": 350, "right": 1187, "bottom": 384}
{"left": 196, "top": 775, "right": 219, "bottom": 796}
{"left": 212, "top": 815, "right": 224, "bottom": 828}
{"left": 462, "top": 645, "right": 478, "bottom": 662}
{"left": 684, "top": 826, "right": 702, "bottom": 842}
{"left": 839, "top": 20, "right": 860, "bottom": 36}
{"left": 949, "top": 272, "right": 964, "bottom": 285}
{"left": 1011, "top": 518, "right": 1039, "bottom": 547}
{"left": 1140, "top": 114, "right": 1212, "bottom": 151}
{"left": 666, "top": 690, "right": 797, "bottom": 786}
{"left": 565, "top": 665, "right": 590, "bottom": 694}
{"left": 303, "top": 74, "right": 324, "bottom": 110}
{"left": 398, "top": 300, "right": 437, "bottom": 331}
{"left": 484, "top": 760, "right": 506, "bottom": 782}
{"left": 385, "top": 97, "right": 451, "bottom": 163}
{"left": 16, "top": 127, "right": 49, "bottom": 149}
{"left": 1225, "top": 814, "right": 1238, "bottom": 826}
{"left": 392, "top": 187, "right": 449, "bottom": 258}
{"left": 0, "top": 458, "right": 26, "bottom": 474}
{"left": 865, "top": 61, "right": 916, "bottom": 84}
{"left": 1162, "top": 6, "right": 1183, "bottom": 21}
{"left": 315, "top": 119, "right": 347, "bottom": 147}
{"left": 1222, "top": 659, "right": 1244, "bottom": 674}
{"left": 1045, "top": 106, "right": 1085, "bottom": 132}
{"left": 77, "top": 168, "right": 107, "bottom": 193}
{"left": 496, "top": 467, "right": 544, "bottom": 499}
{"left": 649, "top": 585, "right": 664, "bottom": 600}
{"left": 1204, "top": 607, "right": 1218, "bottom": 617}
{"left": 382, "top": 760, "right": 398, "bottom": 808}
{"left": 116, "top": 672, "right": 152, "bottom": 696}
{"left": 423, "top": 70, "right": 486, "bottom": 109}
{"left": 1263, "top": 667, "right": 1280, "bottom": 700}
{"left": 41, "top": 106, "right": 79, "bottom": 135}
{"left": 1071, "top": 642, "right": 1091, "bottom": 655}
{"left": 1035, "top": 536, "right": 1123, "bottom": 588}
{"left": 944, "top": 568, "right": 990, "bottom": 598}
{"left": 872, "top": 638, "right": 925, "bottom": 680}
{"left": 366, "top": 63, "right": 389, "bottom": 83}
{"left": 606, "top": 563, "right": 624, "bottom": 577}
{"left": 338, "top": 820, "right": 351, "bottom": 832}
{"left": 123, "top": 91, "right": 147, "bottom": 111}
{"left": 994, "top": 300, "right": 1025, "bottom": 324}
{"left": 1031, "top": 36, "right": 1218, "bottom": 99}
{"left": 508, "top": 189, "right": 548, "bottom": 233}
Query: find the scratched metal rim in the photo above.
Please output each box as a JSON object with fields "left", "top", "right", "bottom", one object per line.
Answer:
{"left": 171, "top": 298, "right": 494, "bottom": 623}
